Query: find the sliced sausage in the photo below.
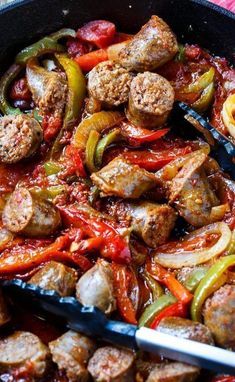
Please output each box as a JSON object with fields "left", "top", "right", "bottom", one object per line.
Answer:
{"left": 0, "top": 114, "right": 42, "bottom": 164}
{"left": 88, "top": 61, "right": 134, "bottom": 107}
{"left": 169, "top": 153, "right": 227, "bottom": 227}
{"left": 2, "top": 187, "right": 61, "bottom": 237}
{"left": 26, "top": 58, "right": 67, "bottom": 118}
{"left": 157, "top": 317, "right": 214, "bottom": 345}
{"left": 76, "top": 259, "right": 116, "bottom": 314}
{"left": 29, "top": 261, "right": 78, "bottom": 296}
{"left": 203, "top": 284, "right": 235, "bottom": 349}
{"left": 118, "top": 15, "right": 178, "bottom": 72}
{"left": 91, "top": 157, "right": 156, "bottom": 198}
{"left": 88, "top": 346, "right": 135, "bottom": 382}
{"left": 146, "top": 362, "right": 199, "bottom": 382}
{"left": 126, "top": 72, "right": 174, "bottom": 128}
{"left": 49, "top": 330, "right": 96, "bottom": 382}
{"left": 0, "top": 289, "right": 10, "bottom": 327}
{"left": 0, "top": 331, "right": 50, "bottom": 377}
{"left": 126, "top": 201, "right": 177, "bottom": 248}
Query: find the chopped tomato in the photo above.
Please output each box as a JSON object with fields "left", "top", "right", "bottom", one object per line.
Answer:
{"left": 185, "top": 44, "right": 202, "bottom": 61}
{"left": 74, "top": 49, "right": 108, "bottom": 72}
{"left": 66, "top": 37, "right": 89, "bottom": 57}
{"left": 9, "top": 77, "right": 32, "bottom": 101}
{"left": 42, "top": 115, "right": 62, "bottom": 142}
{"left": 62, "top": 145, "right": 87, "bottom": 178}
{"left": 150, "top": 302, "right": 188, "bottom": 329}
{"left": 76, "top": 20, "right": 116, "bottom": 48}
{"left": 112, "top": 263, "right": 138, "bottom": 324}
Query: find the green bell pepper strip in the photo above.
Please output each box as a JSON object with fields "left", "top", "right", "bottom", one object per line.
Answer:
{"left": 192, "top": 82, "right": 215, "bottom": 113}
{"left": 51, "top": 55, "right": 86, "bottom": 158}
{"left": 175, "top": 44, "right": 185, "bottom": 62}
{"left": 30, "top": 185, "right": 65, "bottom": 200}
{"left": 143, "top": 271, "right": 164, "bottom": 301}
{"left": 15, "top": 37, "right": 65, "bottom": 65}
{"left": 139, "top": 294, "right": 177, "bottom": 327}
{"left": 86, "top": 130, "right": 100, "bottom": 173}
{"left": 44, "top": 161, "right": 62, "bottom": 176}
{"left": 183, "top": 267, "right": 208, "bottom": 292}
{"left": 33, "top": 109, "right": 43, "bottom": 123}
{"left": 184, "top": 67, "right": 215, "bottom": 93}
{"left": 95, "top": 128, "right": 120, "bottom": 168}
{"left": 50, "top": 28, "right": 76, "bottom": 41}
{"left": 0, "top": 64, "right": 22, "bottom": 115}
{"left": 191, "top": 255, "right": 235, "bottom": 322}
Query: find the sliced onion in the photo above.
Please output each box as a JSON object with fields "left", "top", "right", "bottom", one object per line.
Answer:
{"left": 154, "top": 222, "right": 232, "bottom": 269}
{"left": 221, "top": 93, "right": 235, "bottom": 139}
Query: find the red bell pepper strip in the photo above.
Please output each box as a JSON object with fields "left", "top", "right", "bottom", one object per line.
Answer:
{"left": 211, "top": 377, "right": 235, "bottom": 382}
{"left": 121, "top": 123, "right": 169, "bottom": 145}
{"left": 76, "top": 20, "right": 116, "bottom": 49}
{"left": 112, "top": 263, "right": 137, "bottom": 325}
{"left": 71, "top": 237, "right": 103, "bottom": 254}
{"left": 59, "top": 206, "right": 131, "bottom": 264}
{"left": 74, "top": 49, "right": 108, "bottom": 72}
{"left": 147, "top": 260, "right": 193, "bottom": 304}
{"left": 150, "top": 301, "right": 188, "bottom": 329}
{"left": 42, "top": 115, "right": 63, "bottom": 142}
{"left": 70, "top": 252, "right": 92, "bottom": 271}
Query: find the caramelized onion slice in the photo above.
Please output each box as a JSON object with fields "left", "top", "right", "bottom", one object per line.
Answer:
{"left": 154, "top": 222, "right": 232, "bottom": 269}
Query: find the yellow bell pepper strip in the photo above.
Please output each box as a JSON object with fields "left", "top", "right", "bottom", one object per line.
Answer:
{"left": 191, "top": 255, "right": 235, "bottom": 322}
{"left": 50, "top": 28, "right": 76, "bottom": 41}
{"left": 73, "top": 111, "right": 124, "bottom": 150}
{"left": 51, "top": 54, "right": 86, "bottom": 157}
{"left": 143, "top": 271, "right": 164, "bottom": 301}
{"left": 0, "top": 64, "right": 22, "bottom": 115}
{"left": 184, "top": 67, "right": 215, "bottom": 93}
{"left": 15, "top": 37, "right": 65, "bottom": 65}
{"left": 85, "top": 130, "right": 100, "bottom": 173}
{"left": 44, "top": 161, "right": 62, "bottom": 176}
{"left": 95, "top": 128, "right": 121, "bottom": 168}
{"left": 139, "top": 294, "right": 177, "bottom": 327}
{"left": 221, "top": 93, "right": 235, "bottom": 139}
{"left": 192, "top": 82, "right": 215, "bottom": 113}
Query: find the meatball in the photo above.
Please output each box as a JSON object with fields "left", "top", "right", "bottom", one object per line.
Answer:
{"left": 91, "top": 157, "right": 156, "bottom": 198}
{"left": 157, "top": 317, "right": 214, "bottom": 345}
{"left": 29, "top": 261, "right": 78, "bottom": 296}
{"left": 0, "top": 114, "right": 42, "bottom": 164}
{"left": 0, "top": 331, "right": 49, "bottom": 377}
{"left": 26, "top": 58, "right": 67, "bottom": 118}
{"left": 88, "top": 61, "right": 134, "bottom": 107}
{"left": 203, "top": 284, "right": 235, "bottom": 349}
{"left": 2, "top": 187, "right": 61, "bottom": 237}
{"left": 126, "top": 72, "right": 174, "bottom": 128}
{"left": 126, "top": 201, "right": 177, "bottom": 248}
{"left": 76, "top": 259, "right": 116, "bottom": 314}
{"left": 88, "top": 346, "right": 135, "bottom": 382}
{"left": 0, "top": 288, "right": 10, "bottom": 327}
{"left": 146, "top": 362, "right": 199, "bottom": 382}
{"left": 49, "top": 330, "right": 96, "bottom": 382}
{"left": 118, "top": 15, "right": 178, "bottom": 72}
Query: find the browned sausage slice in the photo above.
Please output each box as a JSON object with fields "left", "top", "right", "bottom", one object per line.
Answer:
{"left": 49, "top": 330, "right": 96, "bottom": 382}
{"left": 126, "top": 201, "right": 177, "bottom": 248}
{"left": 118, "top": 15, "right": 178, "bottom": 72}
{"left": 88, "top": 61, "right": 134, "bottom": 107}
{"left": 127, "top": 72, "right": 174, "bottom": 128}
{"left": 203, "top": 284, "right": 235, "bottom": 349}
{"left": 88, "top": 346, "right": 135, "bottom": 382}
{"left": 0, "top": 114, "right": 42, "bottom": 164}
{"left": 0, "top": 331, "right": 50, "bottom": 377}
{"left": 29, "top": 261, "right": 78, "bottom": 296}
{"left": 76, "top": 259, "right": 116, "bottom": 314}
{"left": 91, "top": 157, "right": 156, "bottom": 198}
{"left": 2, "top": 187, "right": 61, "bottom": 237}
{"left": 157, "top": 317, "right": 214, "bottom": 345}
{"left": 146, "top": 362, "right": 199, "bottom": 382}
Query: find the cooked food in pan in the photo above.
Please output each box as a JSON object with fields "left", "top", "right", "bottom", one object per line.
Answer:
{"left": 0, "top": 15, "right": 234, "bottom": 382}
